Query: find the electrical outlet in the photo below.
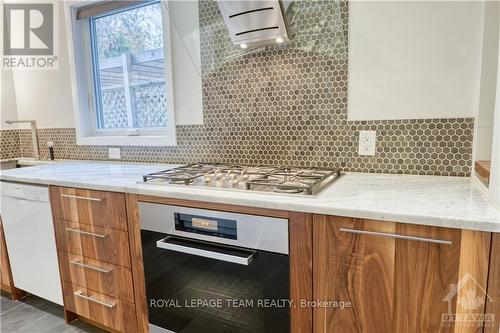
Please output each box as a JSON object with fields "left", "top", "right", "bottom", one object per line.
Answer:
{"left": 108, "top": 147, "right": 121, "bottom": 159}
{"left": 358, "top": 131, "right": 376, "bottom": 156}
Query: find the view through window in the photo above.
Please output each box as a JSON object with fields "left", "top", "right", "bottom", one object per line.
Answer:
{"left": 90, "top": 1, "right": 168, "bottom": 130}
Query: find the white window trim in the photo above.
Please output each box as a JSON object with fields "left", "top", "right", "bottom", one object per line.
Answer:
{"left": 64, "top": 0, "right": 177, "bottom": 146}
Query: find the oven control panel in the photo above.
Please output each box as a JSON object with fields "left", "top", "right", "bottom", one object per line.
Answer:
{"left": 138, "top": 202, "right": 289, "bottom": 255}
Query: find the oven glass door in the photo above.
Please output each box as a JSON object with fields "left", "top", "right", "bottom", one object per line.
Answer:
{"left": 141, "top": 230, "right": 290, "bottom": 333}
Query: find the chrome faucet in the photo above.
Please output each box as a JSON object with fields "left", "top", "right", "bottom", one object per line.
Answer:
{"left": 5, "top": 120, "right": 40, "bottom": 159}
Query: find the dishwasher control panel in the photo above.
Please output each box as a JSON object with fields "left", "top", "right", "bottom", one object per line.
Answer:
{"left": 0, "top": 181, "right": 50, "bottom": 202}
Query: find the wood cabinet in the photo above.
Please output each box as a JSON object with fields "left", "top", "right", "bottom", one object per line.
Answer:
{"left": 312, "top": 215, "right": 491, "bottom": 333}
{"left": 58, "top": 252, "right": 134, "bottom": 303}
{"left": 0, "top": 217, "right": 14, "bottom": 293}
{"left": 485, "top": 233, "right": 500, "bottom": 333}
{"left": 54, "top": 220, "right": 131, "bottom": 267}
{"left": 47, "top": 188, "right": 499, "bottom": 333}
{"left": 50, "top": 186, "right": 144, "bottom": 333}
{"left": 50, "top": 187, "right": 128, "bottom": 231}
{"left": 0, "top": 217, "right": 25, "bottom": 300}
{"left": 62, "top": 281, "right": 137, "bottom": 332}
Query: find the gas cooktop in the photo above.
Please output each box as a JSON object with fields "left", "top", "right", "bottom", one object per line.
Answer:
{"left": 142, "top": 163, "right": 341, "bottom": 195}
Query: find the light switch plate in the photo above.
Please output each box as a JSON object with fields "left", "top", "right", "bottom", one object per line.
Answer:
{"left": 108, "top": 147, "right": 121, "bottom": 159}
{"left": 358, "top": 131, "right": 376, "bottom": 156}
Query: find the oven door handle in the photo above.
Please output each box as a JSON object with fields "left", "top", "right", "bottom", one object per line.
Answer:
{"left": 156, "top": 236, "right": 254, "bottom": 266}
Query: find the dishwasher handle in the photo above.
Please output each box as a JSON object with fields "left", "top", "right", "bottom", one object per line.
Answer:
{"left": 156, "top": 236, "right": 254, "bottom": 266}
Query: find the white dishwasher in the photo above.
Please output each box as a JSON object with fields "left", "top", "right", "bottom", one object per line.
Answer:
{"left": 0, "top": 181, "right": 63, "bottom": 305}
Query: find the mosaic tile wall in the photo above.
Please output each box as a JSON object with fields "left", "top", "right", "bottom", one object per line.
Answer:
{"left": 2, "top": 0, "right": 475, "bottom": 176}
{"left": 0, "top": 130, "right": 20, "bottom": 159}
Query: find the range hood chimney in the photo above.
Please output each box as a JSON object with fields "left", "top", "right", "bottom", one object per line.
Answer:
{"left": 218, "top": 0, "right": 289, "bottom": 49}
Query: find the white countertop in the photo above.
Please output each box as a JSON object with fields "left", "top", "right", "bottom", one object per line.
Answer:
{"left": 1, "top": 161, "right": 499, "bottom": 233}
{"left": 1, "top": 157, "right": 59, "bottom": 166}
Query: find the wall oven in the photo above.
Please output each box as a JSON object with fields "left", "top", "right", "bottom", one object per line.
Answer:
{"left": 139, "top": 203, "right": 290, "bottom": 333}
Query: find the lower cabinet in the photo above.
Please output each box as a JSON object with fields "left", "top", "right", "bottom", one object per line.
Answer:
{"left": 0, "top": 217, "right": 25, "bottom": 300}
{"left": 58, "top": 252, "right": 135, "bottom": 303}
{"left": 0, "top": 217, "right": 14, "bottom": 293}
{"left": 62, "top": 282, "right": 137, "bottom": 332}
{"left": 50, "top": 186, "right": 147, "bottom": 333}
{"left": 312, "top": 215, "right": 492, "bottom": 333}
{"left": 46, "top": 186, "right": 498, "bottom": 333}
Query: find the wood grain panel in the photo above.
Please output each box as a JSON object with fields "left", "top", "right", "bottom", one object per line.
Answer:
{"left": 0, "top": 217, "right": 26, "bottom": 300}
{"left": 62, "top": 281, "right": 137, "bottom": 332}
{"left": 358, "top": 219, "right": 396, "bottom": 332}
{"left": 138, "top": 194, "right": 290, "bottom": 218}
{"left": 125, "top": 194, "right": 149, "bottom": 333}
{"left": 485, "top": 233, "right": 500, "bottom": 333}
{"left": 51, "top": 186, "right": 127, "bottom": 231}
{"left": 0, "top": 217, "right": 13, "bottom": 291}
{"left": 54, "top": 220, "right": 131, "bottom": 267}
{"left": 58, "top": 252, "right": 134, "bottom": 303}
{"left": 392, "top": 223, "right": 461, "bottom": 333}
{"left": 313, "top": 215, "right": 395, "bottom": 333}
{"left": 453, "top": 230, "right": 491, "bottom": 333}
{"left": 311, "top": 215, "right": 492, "bottom": 333}
{"left": 474, "top": 161, "right": 491, "bottom": 182}
{"left": 289, "top": 212, "right": 313, "bottom": 333}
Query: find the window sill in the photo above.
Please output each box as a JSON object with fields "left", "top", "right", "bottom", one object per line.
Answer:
{"left": 76, "top": 135, "right": 177, "bottom": 147}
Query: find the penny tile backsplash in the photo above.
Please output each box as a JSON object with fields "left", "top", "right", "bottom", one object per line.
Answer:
{"left": 0, "top": 130, "right": 20, "bottom": 159}
{"left": 1, "top": 0, "right": 474, "bottom": 176}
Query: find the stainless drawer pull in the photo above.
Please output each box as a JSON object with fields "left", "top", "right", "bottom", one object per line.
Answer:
{"left": 70, "top": 260, "right": 113, "bottom": 273}
{"left": 61, "top": 194, "right": 102, "bottom": 202}
{"left": 339, "top": 228, "right": 452, "bottom": 245}
{"left": 65, "top": 228, "right": 108, "bottom": 239}
{"left": 73, "top": 290, "right": 116, "bottom": 308}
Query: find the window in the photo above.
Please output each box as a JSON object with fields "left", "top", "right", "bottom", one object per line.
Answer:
{"left": 66, "top": 0, "right": 177, "bottom": 146}
{"left": 91, "top": 2, "right": 167, "bottom": 131}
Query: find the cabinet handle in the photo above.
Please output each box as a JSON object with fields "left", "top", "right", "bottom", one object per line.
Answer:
{"left": 70, "top": 260, "right": 113, "bottom": 273}
{"left": 61, "top": 194, "right": 102, "bottom": 202}
{"left": 73, "top": 290, "right": 116, "bottom": 308}
{"left": 157, "top": 236, "right": 255, "bottom": 266}
{"left": 339, "top": 228, "right": 452, "bottom": 245}
{"left": 65, "top": 228, "right": 108, "bottom": 239}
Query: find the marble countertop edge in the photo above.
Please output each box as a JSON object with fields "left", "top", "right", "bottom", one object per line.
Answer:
{"left": 1, "top": 161, "right": 499, "bottom": 233}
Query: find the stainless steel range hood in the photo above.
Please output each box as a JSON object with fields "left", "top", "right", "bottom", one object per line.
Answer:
{"left": 217, "top": 0, "right": 289, "bottom": 49}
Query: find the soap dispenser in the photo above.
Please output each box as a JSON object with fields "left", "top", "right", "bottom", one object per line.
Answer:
{"left": 47, "top": 141, "right": 55, "bottom": 160}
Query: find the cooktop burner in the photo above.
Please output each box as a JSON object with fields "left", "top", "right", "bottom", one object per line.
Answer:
{"left": 142, "top": 163, "right": 341, "bottom": 195}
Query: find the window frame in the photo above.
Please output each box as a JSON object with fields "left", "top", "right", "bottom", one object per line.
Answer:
{"left": 65, "top": 0, "right": 177, "bottom": 146}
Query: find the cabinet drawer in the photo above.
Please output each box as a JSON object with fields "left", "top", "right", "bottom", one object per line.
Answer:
{"left": 54, "top": 220, "right": 131, "bottom": 267}
{"left": 313, "top": 215, "right": 464, "bottom": 333}
{"left": 62, "top": 281, "right": 137, "bottom": 333}
{"left": 50, "top": 186, "right": 127, "bottom": 231}
{"left": 58, "top": 252, "right": 134, "bottom": 303}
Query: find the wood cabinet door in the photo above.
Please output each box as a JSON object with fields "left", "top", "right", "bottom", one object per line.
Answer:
{"left": 58, "top": 252, "right": 134, "bottom": 303}
{"left": 0, "top": 217, "right": 13, "bottom": 290}
{"left": 313, "top": 215, "right": 465, "bottom": 333}
{"left": 62, "top": 281, "right": 137, "bottom": 332}
{"left": 54, "top": 220, "right": 131, "bottom": 268}
{"left": 50, "top": 186, "right": 127, "bottom": 231}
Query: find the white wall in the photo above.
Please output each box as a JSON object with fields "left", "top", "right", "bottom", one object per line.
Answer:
{"left": 489, "top": 53, "right": 500, "bottom": 206}
{"left": 348, "top": 1, "right": 484, "bottom": 121}
{"left": 475, "top": 1, "right": 499, "bottom": 162}
{"left": 488, "top": 3, "right": 500, "bottom": 206}
{"left": 11, "top": 2, "right": 75, "bottom": 129}
{"left": 168, "top": 0, "right": 203, "bottom": 125}
{"left": 1, "top": 70, "right": 19, "bottom": 130}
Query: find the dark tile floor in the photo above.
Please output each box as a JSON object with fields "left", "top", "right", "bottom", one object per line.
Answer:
{"left": 0, "top": 292, "right": 105, "bottom": 333}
